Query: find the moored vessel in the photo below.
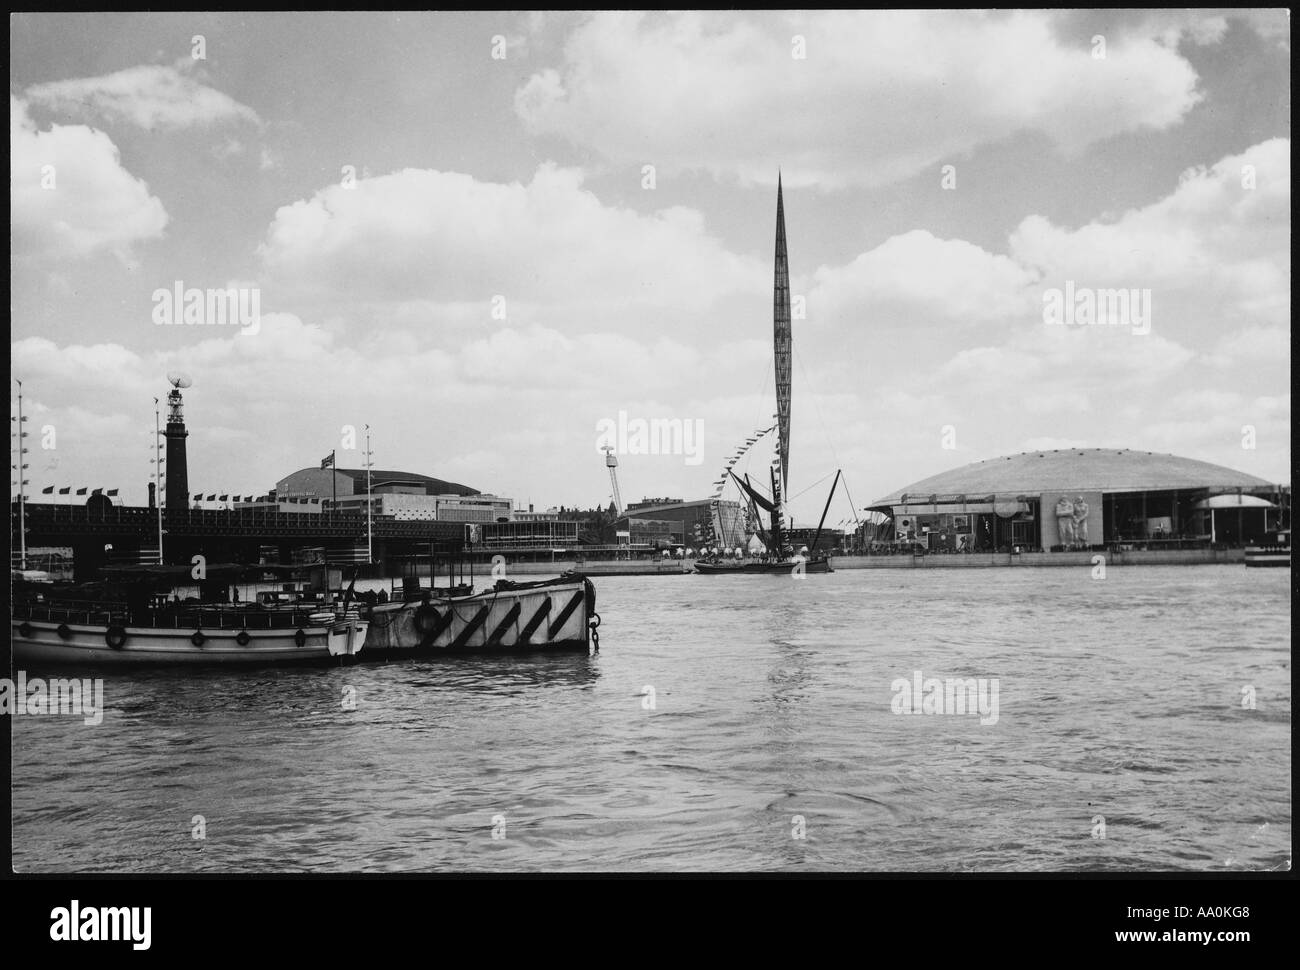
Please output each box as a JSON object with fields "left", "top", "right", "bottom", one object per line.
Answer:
{"left": 362, "top": 573, "right": 599, "bottom": 655}
{"left": 11, "top": 564, "right": 368, "bottom": 665}
{"left": 1245, "top": 529, "right": 1290, "bottom": 568}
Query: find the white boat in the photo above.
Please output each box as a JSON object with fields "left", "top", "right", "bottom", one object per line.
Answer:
{"left": 362, "top": 574, "right": 598, "bottom": 655}
{"left": 12, "top": 564, "right": 368, "bottom": 666}
{"left": 12, "top": 610, "right": 367, "bottom": 665}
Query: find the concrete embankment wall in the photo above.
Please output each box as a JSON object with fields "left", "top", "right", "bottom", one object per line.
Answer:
{"left": 467, "top": 549, "right": 1245, "bottom": 578}
{"left": 829, "top": 549, "right": 1246, "bottom": 568}
{"left": 498, "top": 560, "right": 691, "bottom": 577}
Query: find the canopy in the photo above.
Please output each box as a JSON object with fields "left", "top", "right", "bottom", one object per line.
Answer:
{"left": 1193, "top": 494, "right": 1276, "bottom": 510}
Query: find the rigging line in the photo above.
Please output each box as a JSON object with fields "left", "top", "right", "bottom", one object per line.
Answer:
{"left": 839, "top": 472, "right": 862, "bottom": 528}
{"left": 789, "top": 470, "right": 834, "bottom": 502}
{"left": 749, "top": 347, "right": 776, "bottom": 440}
{"left": 792, "top": 342, "right": 844, "bottom": 470}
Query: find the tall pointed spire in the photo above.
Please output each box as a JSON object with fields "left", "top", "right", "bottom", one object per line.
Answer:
{"left": 773, "top": 173, "right": 792, "bottom": 496}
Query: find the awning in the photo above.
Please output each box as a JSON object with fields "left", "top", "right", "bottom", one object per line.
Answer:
{"left": 1193, "top": 495, "right": 1276, "bottom": 510}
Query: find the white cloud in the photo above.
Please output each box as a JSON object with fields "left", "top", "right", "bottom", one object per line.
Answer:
{"left": 515, "top": 11, "right": 1205, "bottom": 188}
{"left": 1009, "top": 138, "right": 1291, "bottom": 337}
{"left": 257, "top": 163, "right": 764, "bottom": 323}
{"left": 811, "top": 231, "right": 1040, "bottom": 327}
{"left": 10, "top": 96, "right": 168, "bottom": 263}
{"left": 25, "top": 63, "right": 261, "bottom": 131}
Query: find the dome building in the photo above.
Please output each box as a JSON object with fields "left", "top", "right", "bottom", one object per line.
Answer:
{"left": 866, "top": 449, "right": 1288, "bottom": 552}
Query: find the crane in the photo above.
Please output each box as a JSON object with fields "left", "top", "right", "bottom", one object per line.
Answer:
{"left": 603, "top": 445, "right": 623, "bottom": 517}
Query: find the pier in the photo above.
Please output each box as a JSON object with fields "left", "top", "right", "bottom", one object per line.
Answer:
{"left": 11, "top": 501, "right": 462, "bottom": 579}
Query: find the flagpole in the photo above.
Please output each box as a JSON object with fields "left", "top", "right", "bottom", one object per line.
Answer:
{"left": 332, "top": 449, "right": 337, "bottom": 525}
{"left": 15, "top": 378, "right": 28, "bottom": 569}
{"left": 154, "top": 397, "right": 164, "bottom": 565}
{"left": 364, "top": 425, "right": 373, "bottom": 564}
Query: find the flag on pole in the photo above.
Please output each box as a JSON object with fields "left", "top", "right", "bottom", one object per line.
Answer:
{"left": 321, "top": 452, "right": 335, "bottom": 469}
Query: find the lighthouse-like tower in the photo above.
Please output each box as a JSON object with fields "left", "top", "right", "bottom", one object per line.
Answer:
{"left": 164, "top": 374, "right": 191, "bottom": 511}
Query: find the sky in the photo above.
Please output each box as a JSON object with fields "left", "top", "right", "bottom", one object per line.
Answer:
{"left": 9, "top": 10, "right": 1292, "bottom": 526}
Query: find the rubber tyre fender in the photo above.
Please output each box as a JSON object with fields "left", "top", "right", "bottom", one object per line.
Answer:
{"left": 413, "top": 603, "right": 441, "bottom": 635}
{"left": 105, "top": 625, "right": 127, "bottom": 650}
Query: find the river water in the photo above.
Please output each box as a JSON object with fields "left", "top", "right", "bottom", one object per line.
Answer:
{"left": 11, "top": 565, "right": 1291, "bottom": 872}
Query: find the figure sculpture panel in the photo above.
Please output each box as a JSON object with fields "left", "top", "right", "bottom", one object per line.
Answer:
{"left": 1054, "top": 496, "right": 1075, "bottom": 546}
{"left": 1072, "top": 496, "right": 1089, "bottom": 545}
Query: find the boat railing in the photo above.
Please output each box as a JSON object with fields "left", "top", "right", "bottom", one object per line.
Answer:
{"left": 14, "top": 600, "right": 125, "bottom": 625}
{"left": 155, "top": 609, "right": 325, "bottom": 630}
{"left": 14, "top": 601, "right": 324, "bottom": 630}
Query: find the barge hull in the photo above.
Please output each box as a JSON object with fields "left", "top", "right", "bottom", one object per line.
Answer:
{"left": 363, "top": 577, "right": 595, "bottom": 655}
{"left": 11, "top": 620, "right": 357, "bottom": 666}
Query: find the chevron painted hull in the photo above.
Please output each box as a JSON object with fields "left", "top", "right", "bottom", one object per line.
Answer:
{"left": 362, "top": 577, "right": 596, "bottom": 655}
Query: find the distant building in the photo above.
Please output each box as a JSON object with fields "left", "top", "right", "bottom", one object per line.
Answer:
{"left": 866, "top": 448, "right": 1289, "bottom": 551}
{"left": 622, "top": 498, "right": 744, "bottom": 548}
{"left": 274, "top": 467, "right": 510, "bottom": 522}
{"left": 481, "top": 519, "right": 580, "bottom": 548}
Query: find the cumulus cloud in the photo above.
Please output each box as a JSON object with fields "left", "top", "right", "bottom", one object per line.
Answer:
{"left": 10, "top": 96, "right": 168, "bottom": 263}
{"left": 796, "top": 137, "right": 1289, "bottom": 495}
{"left": 10, "top": 313, "right": 719, "bottom": 508}
{"left": 811, "top": 231, "right": 1040, "bottom": 328}
{"left": 1010, "top": 137, "right": 1291, "bottom": 338}
{"left": 515, "top": 10, "right": 1206, "bottom": 188}
{"left": 257, "top": 162, "right": 764, "bottom": 320}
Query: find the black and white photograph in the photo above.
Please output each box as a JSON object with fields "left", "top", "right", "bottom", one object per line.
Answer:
{"left": 6, "top": 8, "right": 1291, "bottom": 912}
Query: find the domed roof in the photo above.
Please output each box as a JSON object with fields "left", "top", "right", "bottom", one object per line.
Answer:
{"left": 869, "top": 448, "right": 1274, "bottom": 508}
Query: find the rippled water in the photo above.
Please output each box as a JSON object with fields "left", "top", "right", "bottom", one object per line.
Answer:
{"left": 11, "top": 565, "right": 1291, "bottom": 872}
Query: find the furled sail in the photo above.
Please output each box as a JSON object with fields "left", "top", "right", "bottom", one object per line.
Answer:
{"left": 730, "top": 470, "right": 776, "bottom": 514}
